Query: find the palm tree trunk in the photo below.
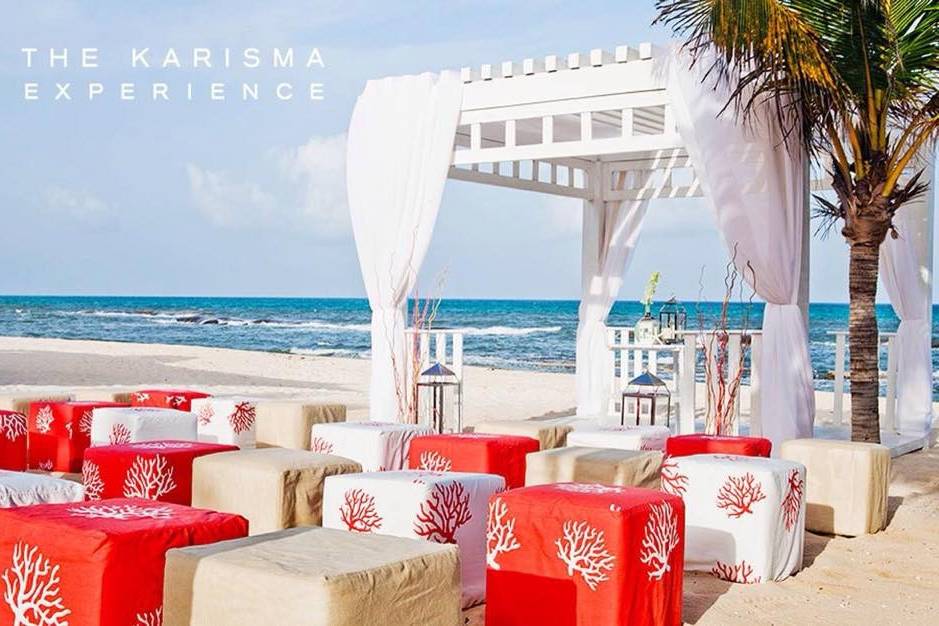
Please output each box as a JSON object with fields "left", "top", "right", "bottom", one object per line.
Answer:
{"left": 848, "top": 242, "right": 881, "bottom": 443}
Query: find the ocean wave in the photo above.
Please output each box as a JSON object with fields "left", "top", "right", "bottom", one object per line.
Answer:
{"left": 460, "top": 325, "right": 562, "bottom": 336}
{"left": 289, "top": 347, "right": 368, "bottom": 358}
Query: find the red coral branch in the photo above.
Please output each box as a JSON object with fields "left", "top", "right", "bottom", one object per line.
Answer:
{"left": 339, "top": 489, "right": 383, "bottom": 533}
{"left": 716, "top": 472, "right": 766, "bottom": 518}
{"left": 711, "top": 560, "right": 761, "bottom": 584}
{"left": 781, "top": 468, "right": 804, "bottom": 531}
{"left": 414, "top": 482, "right": 472, "bottom": 544}
{"left": 659, "top": 456, "right": 689, "bottom": 497}
{"left": 310, "top": 436, "right": 334, "bottom": 454}
{"left": 228, "top": 402, "right": 256, "bottom": 435}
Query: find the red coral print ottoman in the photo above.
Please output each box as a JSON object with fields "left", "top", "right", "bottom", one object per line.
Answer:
{"left": 407, "top": 433, "right": 539, "bottom": 489}
{"left": 0, "top": 497, "right": 247, "bottom": 626}
{"left": 130, "top": 389, "right": 211, "bottom": 412}
{"left": 83, "top": 440, "right": 239, "bottom": 504}
{"left": 322, "top": 469, "right": 504, "bottom": 607}
{"left": 660, "top": 454, "right": 806, "bottom": 583}
{"left": 190, "top": 397, "right": 258, "bottom": 448}
{"left": 665, "top": 434, "right": 772, "bottom": 458}
{"left": 485, "top": 483, "right": 684, "bottom": 626}
{"left": 0, "top": 411, "right": 28, "bottom": 471}
{"left": 28, "top": 401, "right": 130, "bottom": 473}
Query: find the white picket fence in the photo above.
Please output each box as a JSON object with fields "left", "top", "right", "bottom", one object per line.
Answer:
{"left": 606, "top": 326, "right": 762, "bottom": 435}
{"left": 828, "top": 331, "right": 899, "bottom": 431}
{"left": 405, "top": 329, "right": 465, "bottom": 429}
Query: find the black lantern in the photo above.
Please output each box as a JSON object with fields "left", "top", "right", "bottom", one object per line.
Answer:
{"left": 657, "top": 297, "right": 687, "bottom": 344}
{"left": 417, "top": 362, "right": 461, "bottom": 434}
{"left": 621, "top": 370, "right": 671, "bottom": 427}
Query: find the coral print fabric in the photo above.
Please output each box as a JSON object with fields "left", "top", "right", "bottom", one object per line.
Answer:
{"left": 659, "top": 454, "right": 806, "bottom": 583}
{"left": 485, "top": 483, "right": 685, "bottom": 626}
{"left": 407, "top": 433, "right": 540, "bottom": 489}
{"left": 28, "top": 401, "right": 129, "bottom": 472}
{"left": 322, "top": 470, "right": 504, "bottom": 607}
{"left": 130, "top": 389, "right": 210, "bottom": 412}
{"left": 83, "top": 440, "right": 238, "bottom": 504}
{"left": 0, "top": 498, "right": 247, "bottom": 626}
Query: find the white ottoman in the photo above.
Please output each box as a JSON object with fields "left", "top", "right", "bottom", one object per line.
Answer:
{"left": 191, "top": 397, "right": 258, "bottom": 448}
{"left": 323, "top": 470, "right": 504, "bottom": 607}
{"left": 566, "top": 425, "right": 671, "bottom": 451}
{"left": 310, "top": 422, "right": 433, "bottom": 471}
{"left": 662, "top": 454, "right": 806, "bottom": 583}
{"left": 0, "top": 469, "right": 84, "bottom": 506}
{"left": 90, "top": 407, "right": 197, "bottom": 446}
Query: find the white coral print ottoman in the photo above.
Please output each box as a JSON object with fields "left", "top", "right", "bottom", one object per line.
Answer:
{"left": 0, "top": 469, "right": 84, "bottom": 506}
{"left": 566, "top": 425, "right": 671, "bottom": 452}
{"left": 89, "top": 407, "right": 198, "bottom": 447}
{"left": 310, "top": 421, "right": 433, "bottom": 471}
{"left": 661, "top": 453, "right": 806, "bottom": 583}
{"left": 190, "top": 397, "right": 258, "bottom": 448}
{"left": 322, "top": 470, "right": 504, "bottom": 607}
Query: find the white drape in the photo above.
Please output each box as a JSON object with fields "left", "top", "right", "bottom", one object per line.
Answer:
{"left": 346, "top": 72, "right": 463, "bottom": 421}
{"left": 666, "top": 52, "right": 815, "bottom": 450}
{"left": 576, "top": 196, "right": 649, "bottom": 416}
{"left": 880, "top": 167, "right": 934, "bottom": 435}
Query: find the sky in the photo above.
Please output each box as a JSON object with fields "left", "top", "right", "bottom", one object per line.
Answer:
{"left": 0, "top": 1, "right": 935, "bottom": 303}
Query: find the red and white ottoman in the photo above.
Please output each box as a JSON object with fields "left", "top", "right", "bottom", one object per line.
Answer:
{"left": 0, "top": 410, "right": 28, "bottom": 470}
{"left": 485, "top": 483, "right": 684, "bottom": 626}
{"left": 407, "top": 433, "right": 539, "bottom": 489}
{"left": 666, "top": 434, "right": 772, "bottom": 458}
{"left": 82, "top": 440, "right": 238, "bottom": 504}
{"left": 29, "top": 401, "right": 130, "bottom": 472}
{"left": 660, "top": 454, "right": 806, "bottom": 583}
{"left": 566, "top": 425, "right": 671, "bottom": 452}
{"left": 89, "top": 407, "right": 198, "bottom": 447}
{"left": 0, "top": 498, "right": 248, "bottom": 626}
{"left": 310, "top": 421, "right": 433, "bottom": 471}
{"left": 0, "top": 469, "right": 85, "bottom": 506}
{"left": 130, "top": 388, "right": 210, "bottom": 412}
{"left": 190, "top": 397, "right": 257, "bottom": 448}
{"left": 323, "top": 470, "right": 504, "bottom": 607}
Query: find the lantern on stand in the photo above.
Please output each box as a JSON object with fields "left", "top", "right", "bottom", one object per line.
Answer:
{"left": 657, "top": 297, "right": 687, "bottom": 344}
{"left": 633, "top": 271, "right": 661, "bottom": 345}
{"left": 621, "top": 371, "right": 671, "bottom": 427}
{"left": 417, "top": 362, "right": 462, "bottom": 434}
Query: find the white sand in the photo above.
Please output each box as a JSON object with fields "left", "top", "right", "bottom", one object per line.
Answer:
{"left": 1, "top": 335, "right": 937, "bottom": 625}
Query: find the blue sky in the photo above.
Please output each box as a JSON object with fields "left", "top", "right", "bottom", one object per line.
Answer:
{"left": 1, "top": 1, "right": 935, "bottom": 303}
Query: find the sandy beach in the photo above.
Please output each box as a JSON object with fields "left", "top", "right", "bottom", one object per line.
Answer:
{"left": 2, "top": 335, "right": 938, "bottom": 625}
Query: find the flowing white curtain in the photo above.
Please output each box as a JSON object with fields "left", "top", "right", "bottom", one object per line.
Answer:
{"left": 666, "top": 52, "right": 815, "bottom": 450}
{"left": 346, "top": 72, "right": 463, "bottom": 421}
{"left": 880, "top": 163, "right": 934, "bottom": 435}
{"left": 576, "top": 196, "right": 649, "bottom": 416}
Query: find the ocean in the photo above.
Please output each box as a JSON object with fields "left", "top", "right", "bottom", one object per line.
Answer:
{"left": 0, "top": 296, "right": 936, "bottom": 397}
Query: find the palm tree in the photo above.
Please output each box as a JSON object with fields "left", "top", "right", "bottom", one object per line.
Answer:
{"left": 655, "top": 0, "right": 938, "bottom": 442}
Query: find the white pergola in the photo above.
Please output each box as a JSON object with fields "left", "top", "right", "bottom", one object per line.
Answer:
{"left": 346, "top": 42, "right": 935, "bottom": 452}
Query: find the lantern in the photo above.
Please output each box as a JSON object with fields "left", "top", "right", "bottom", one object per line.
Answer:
{"left": 417, "top": 362, "right": 462, "bottom": 434}
{"left": 657, "top": 297, "right": 687, "bottom": 344}
{"left": 621, "top": 371, "right": 671, "bottom": 427}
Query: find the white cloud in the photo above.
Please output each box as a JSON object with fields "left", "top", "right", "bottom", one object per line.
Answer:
{"left": 186, "top": 133, "right": 350, "bottom": 238}
{"left": 41, "top": 186, "right": 112, "bottom": 220}
{"left": 276, "top": 133, "right": 350, "bottom": 237}
{"left": 186, "top": 164, "right": 277, "bottom": 227}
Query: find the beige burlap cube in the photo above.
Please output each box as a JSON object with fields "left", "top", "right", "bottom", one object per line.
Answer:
{"left": 473, "top": 417, "right": 574, "bottom": 450}
{"left": 780, "top": 438, "right": 890, "bottom": 536}
{"left": 525, "top": 446, "right": 663, "bottom": 489}
{"left": 192, "top": 448, "right": 361, "bottom": 534}
{"left": 0, "top": 393, "right": 73, "bottom": 414}
{"left": 163, "top": 527, "right": 461, "bottom": 626}
{"left": 255, "top": 401, "right": 346, "bottom": 449}
{"left": 72, "top": 388, "right": 134, "bottom": 404}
